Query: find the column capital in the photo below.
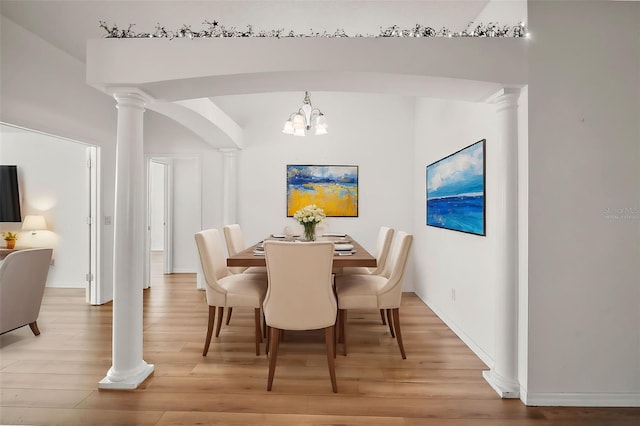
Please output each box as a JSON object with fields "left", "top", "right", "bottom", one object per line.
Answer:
{"left": 485, "top": 87, "right": 521, "bottom": 110}
{"left": 110, "top": 87, "right": 153, "bottom": 110}
{"left": 220, "top": 148, "right": 239, "bottom": 157}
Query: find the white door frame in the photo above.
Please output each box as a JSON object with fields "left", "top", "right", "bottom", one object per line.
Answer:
{"left": 87, "top": 146, "right": 101, "bottom": 304}
{"left": 163, "top": 161, "right": 173, "bottom": 274}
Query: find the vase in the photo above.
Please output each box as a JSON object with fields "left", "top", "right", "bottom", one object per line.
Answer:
{"left": 302, "top": 222, "right": 317, "bottom": 241}
{"left": 6, "top": 239, "right": 16, "bottom": 249}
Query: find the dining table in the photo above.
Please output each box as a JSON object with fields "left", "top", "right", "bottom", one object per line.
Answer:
{"left": 226, "top": 234, "right": 377, "bottom": 268}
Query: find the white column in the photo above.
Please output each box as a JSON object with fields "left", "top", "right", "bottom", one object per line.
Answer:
{"left": 99, "top": 90, "right": 154, "bottom": 389}
{"left": 483, "top": 88, "right": 521, "bottom": 398}
{"left": 221, "top": 148, "right": 238, "bottom": 225}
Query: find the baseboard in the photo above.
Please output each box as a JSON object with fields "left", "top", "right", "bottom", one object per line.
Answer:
{"left": 413, "top": 290, "right": 493, "bottom": 369}
{"left": 171, "top": 268, "right": 196, "bottom": 273}
{"left": 45, "top": 282, "right": 85, "bottom": 289}
{"left": 523, "top": 391, "right": 640, "bottom": 407}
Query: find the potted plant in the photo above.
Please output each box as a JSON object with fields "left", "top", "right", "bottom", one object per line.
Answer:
{"left": 2, "top": 231, "right": 18, "bottom": 249}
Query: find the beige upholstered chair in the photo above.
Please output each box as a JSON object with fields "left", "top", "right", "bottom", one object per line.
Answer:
{"left": 335, "top": 231, "right": 413, "bottom": 359}
{"left": 223, "top": 224, "right": 267, "bottom": 275}
{"left": 0, "top": 248, "right": 53, "bottom": 335}
{"left": 223, "top": 224, "right": 249, "bottom": 274}
{"left": 339, "top": 226, "right": 394, "bottom": 326}
{"left": 195, "top": 229, "right": 267, "bottom": 356}
{"left": 341, "top": 226, "right": 394, "bottom": 276}
{"left": 222, "top": 224, "right": 267, "bottom": 326}
{"left": 263, "top": 240, "right": 338, "bottom": 393}
{"left": 283, "top": 223, "right": 303, "bottom": 237}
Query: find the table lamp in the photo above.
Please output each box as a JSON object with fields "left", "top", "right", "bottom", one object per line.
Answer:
{"left": 22, "top": 215, "right": 47, "bottom": 235}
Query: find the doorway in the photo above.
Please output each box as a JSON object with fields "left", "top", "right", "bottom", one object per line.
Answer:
{"left": 144, "top": 155, "right": 202, "bottom": 289}
{"left": 148, "top": 160, "right": 171, "bottom": 284}
{"left": 0, "top": 123, "right": 101, "bottom": 303}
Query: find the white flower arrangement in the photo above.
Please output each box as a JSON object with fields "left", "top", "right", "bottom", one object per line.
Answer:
{"left": 293, "top": 204, "right": 326, "bottom": 225}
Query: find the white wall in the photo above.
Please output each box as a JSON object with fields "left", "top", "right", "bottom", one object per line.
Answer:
{"left": 170, "top": 158, "right": 202, "bottom": 273}
{"left": 526, "top": 1, "right": 640, "bottom": 405}
{"left": 0, "top": 125, "right": 89, "bottom": 288}
{"left": 412, "top": 98, "right": 500, "bottom": 365}
{"left": 234, "top": 92, "right": 415, "bottom": 283}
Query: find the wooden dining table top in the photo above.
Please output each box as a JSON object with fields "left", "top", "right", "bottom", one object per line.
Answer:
{"left": 226, "top": 235, "right": 377, "bottom": 268}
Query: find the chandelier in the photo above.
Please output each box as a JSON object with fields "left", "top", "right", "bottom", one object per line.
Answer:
{"left": 282, "top": 91, "right": 328, "bottom": 136}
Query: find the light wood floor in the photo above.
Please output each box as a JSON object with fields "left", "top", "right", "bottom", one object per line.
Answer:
{"left": 1, "top": 254, "right": 639, "bottom": 425}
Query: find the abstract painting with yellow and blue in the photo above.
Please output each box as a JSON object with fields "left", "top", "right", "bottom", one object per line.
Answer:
{"left": 287, "top": 165, "right": 358, "bottom": 217}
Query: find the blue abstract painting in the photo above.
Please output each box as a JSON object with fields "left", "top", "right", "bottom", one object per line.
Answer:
{"left": 426, "top": 139, "right": 485, "bottom": 236}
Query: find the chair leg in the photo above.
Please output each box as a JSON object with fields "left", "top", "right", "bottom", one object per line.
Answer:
{"left": 341, "top": 309, "right": 348, "bottom": 356}
{"left": 265, "top": 325, "right": 270, "bottom": 355}
{"left": 203, "top": 306, "right": 216, "bottom": 356}
{"left": 262, "top": 313, "right": 267, "bottom": 339}
{"left": 215, "top": 306, "right": 224, "bottom": 337}
{"left": 386, "top": 309, "right": 395, "bottom": 338}
{"left": 380, "top": 309, "right": 386, "bottom": 325}
{"left": 254, "top": 308, "right": 262, "bottom": 356}
{"left": 267, "top": 327, "right": 281, "bottom": 391}
{"left": 29, "top": 321, "right": 40, "bottom": 336}
{"left": 391, "top": 308, "right": 406, "bottom": 359}
{"left": 333, "top": 309, "right": 340, "bottom": 358}
{"left": 226, "top": 307, "right": 233, "bottom": 325}
{"left": 324, "top": 326, "right": 338, "bottom": 393}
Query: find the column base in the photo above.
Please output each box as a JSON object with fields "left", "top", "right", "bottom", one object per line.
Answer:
{"left": 483, "top": 369, "right": 520, "bottom": 399}
{"left": 99, "top": 362, "right": 155, "bottom": 390}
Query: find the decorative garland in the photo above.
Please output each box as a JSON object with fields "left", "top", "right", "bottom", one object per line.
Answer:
{"left": 99, "top": 20, "right": 528, "bottom": 39}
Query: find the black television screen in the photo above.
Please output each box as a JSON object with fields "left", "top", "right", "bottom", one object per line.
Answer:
{"left": 0, "top": 165, "right": 22, "bottom": 222}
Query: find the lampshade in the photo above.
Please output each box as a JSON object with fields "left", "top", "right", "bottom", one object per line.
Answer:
{"left": 292, "top": 113, "right": 305, "bottom": 129}
{"left": 22, "top": 215, "right": 47, "bottom": 233}
{"left": 282, "top": 120, "right": 295, "bottom": 134}
{"left": 314, "top": 114, "right": 328, "bottom": 129}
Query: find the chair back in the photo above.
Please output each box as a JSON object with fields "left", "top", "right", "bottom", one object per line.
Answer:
{"left": 194, "top": 229, "right": 229, "bottom": 304}
{"left": 283, "top": 223, "right": 303, "bottom": 237}
{"left": 371, "top": 226, "right": 394, "bottom": 275}
{"left": 223, "top": 224, "right": 249, "bottom": 274}
{"left": 263, "top": 241, "right": 336, "bottom": 330}
{"left": 378, "top": 232, "right": 413, "bottom": 308}
{"left": 223, "top": 224, "right": 244, "bottom": 256}
{"left": 0, "top": 248, "right": 53, "bottom": 334}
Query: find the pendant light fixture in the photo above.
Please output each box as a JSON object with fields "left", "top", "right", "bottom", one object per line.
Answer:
{"left": 282, "top": 91, "right": 328, "bottom": 136}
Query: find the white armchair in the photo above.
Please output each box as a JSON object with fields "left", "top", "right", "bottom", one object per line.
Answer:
{"left": 0, "top": 248, "right": 53, "bottom": 335}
